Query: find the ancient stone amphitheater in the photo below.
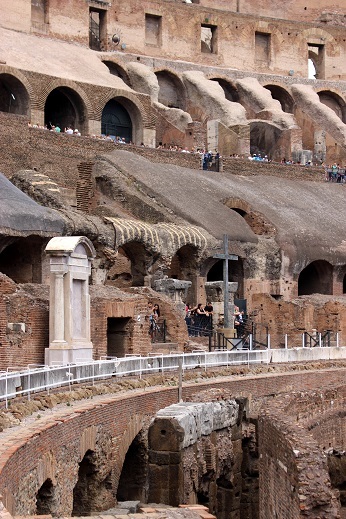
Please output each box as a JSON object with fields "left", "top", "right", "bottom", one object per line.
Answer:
{"left": 1, "top": 0, "right": 346, "bottom": 517}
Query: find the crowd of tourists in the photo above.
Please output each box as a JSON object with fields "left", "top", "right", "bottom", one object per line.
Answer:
{"left": 184, "top": 302, "right": 246, "bottom": 339}
{"left": 324, "top": 163, "right": 346, "bottom": 182}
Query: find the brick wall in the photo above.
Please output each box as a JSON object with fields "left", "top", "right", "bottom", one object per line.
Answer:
{"left": 1, "top": 368, "right": 346, "bottom": 516}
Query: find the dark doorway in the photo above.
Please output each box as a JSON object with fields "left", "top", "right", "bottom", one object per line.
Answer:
{"left": 45, "top": 87, "right": 85, "bottom": 133}
{"left": 298, "top": 260, "right": 333, "bottom": 296}
{"left": 72, "top": 450, "right": 97, "bottom": 516}
{"left": 107, "top": 317, "right": 131, "bottom": 357}
{"left": 117, "top": 431, "right": 148, "bottom": 502}
{"left": 0, "top": 74, "right": 30, "bottom": 116}
{"left": 101, "top": 100, "right": 132, "bottom": 141}
{"left": 0, "top": 237, "right": 44, "bottom": 283}
{"left": 36, "top": 478, "right": 55, "bottom": 515}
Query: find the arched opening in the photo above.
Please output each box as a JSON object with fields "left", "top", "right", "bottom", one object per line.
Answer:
{"left": 117, "top": 430, "right": 148, "bottom": 502}
{"left": 210, "top": 78, "right": 240, "bottom": 102}
{"left": 72, "top": 449, "right": 113, "bottom": 516}
{"left": 207, "top": 258, "right": 244, "bottom": 299}
{"left": 101, "top": 99, "right": 133, "bottom": 142}
{"left": 0, "top": 237, "right": 45, "bottom": 283}
{"left": 263, "top": 85, "right": 294, "bottom": 113}
{"left": 308, "top": 44, "right": 325, "bottom": 80}
{"left": 36, "top": 478, "right": 56, "bottom": 515}
{"left": 44, "top": 87, "right": 86, "bottom": 133}
{"left": 0, "top": 74, "right": 30, "bottom": 116}
{"left": 225, "top": 205, "right": 276, "bottom": 237}
{"left": 168, "top": 244, "right": 199, "bottom": 303}
{"left": 155, "top": 70, "right": 186, "bottom": 110}
{"left": 318, "top": 90, "right": 346, "bottom": 124}
{"left": 110, "top": 241, "right": 152, "bottom": 287}
{"left": 102, "top": 61, "right": 131, "bottom": 87}
{"left": 250, "top": 121, "right": 282, "bottom": 161}
{"left": 298, "top": 260, "right": 333, "bottom": 296}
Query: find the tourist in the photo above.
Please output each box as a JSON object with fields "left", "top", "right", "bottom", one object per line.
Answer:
{"left": 185, "top": 303, "right": 193, "bottom": 336}
{"left": 194, "top": 303, "right": 206, "bottom": 336}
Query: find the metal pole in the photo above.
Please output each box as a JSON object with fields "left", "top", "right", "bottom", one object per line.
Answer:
{"left": 285, "top": 334, "right": 288, "bottom": 349}
{"left": 178, "top": 357, "right": 183, "bottom": 403}
{"left": 223, "top": 234, "right": 230, "bottom": 328}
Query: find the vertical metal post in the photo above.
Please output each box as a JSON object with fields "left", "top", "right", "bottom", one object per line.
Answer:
{"left": 285, "top": 334, "right": 288, "bottom": 349}
{"left": 223, "top": 235, "right": 230, "bottom": 328}
{"left": 178, "top": 357, "right": 183, "bottom": 403}
{"left": 302, "top": 333, "right": 305, "bottom": 348}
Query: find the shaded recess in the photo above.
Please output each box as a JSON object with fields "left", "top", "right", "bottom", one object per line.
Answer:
{"left": 167, "top": 244, "right": 200, "bottom": 303}
{"left": 102, "top": 61, "right": 131, "bottom": 87}
{"left": 44, "top": 87, "right": 86, "bottom": 133}
{"left": 0, "top": 236, "right": 46, "bottom": 283}
{"left": 210, "top": 78, "right": 240, "bottom": 103}
{"left": 72, "top": 449, "right": 112, "bottom": 516}
{"left": 298, "top": 260, "right": 333, "bottom": 296}
{"left": 117, "top": 431, "right": 148, "bottom": 502}
{"left": 155, "top": 70, "right": 186, "bottom": 109}
{"left": 0, "top": 73, "right": 30, "bottom": 116}
{"left": 223, "top": 199, "right": 276, "bottom": 237}
{"left": 101, "top": 97, "right": 141, "bottom": 143}
{"left": 263, "top": 84, "right": 294, "bottom": 113}
{"left": 107, "top": 316, "right": 132, "bottom": 357}
{"left": 110, "top": 241, "right": 153, "bottom": 287}
{"left": 36, "top": 478, "right": 56, "bottom": 516}
{"left": 318, "top": 90, "right": 346, "bottom": 123}
{"left": 250, "top": 121, "right": 282, "bottom": 159}
{"left": 206, "top": 258, "right": 244, "bottom": 298}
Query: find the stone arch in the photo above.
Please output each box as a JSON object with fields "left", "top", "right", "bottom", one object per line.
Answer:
{"left": 114, "top": 414, "right": 147, "bottom": 494}
{"left": 154, "top": 69, "right": 186, "bottom": 110}
{"left": 36, "top": 478, "right": 56, "bottom": 516}
{"left": 317, "top": 89, "right": 346, "bottom": 124}
{"left": 110, "top": 241, "right": 159, "bottom": 287}
{"left": 44, "top": 85, "right": 90, "bottom": 134}
{"left": 250, "top": 120, "right": 282, "bottom": 161}
{"left": 0, "top": 72, "right": 30, "bottom": 116}
{"left": 298, "top": 260, "right": 333, "bottom": 296}
{"left": 102, "top": 60, "right": 131, "bottom": 87}
{"left": 223, "top": 197, "right": 277, "bottom": 237}
{"left": 101, "top": 95, "right": 145, "bottom": 144}
{"left": 72, "top": 449, "right": 102, "bottom": 516}
{"left": 239, "top": 20, "right": 284, "bottom": 47}
{"left": 116, "top": 429, "right": 148, "bottom": 502}
{"left": 263, "top": 84, "right": 294, "bottom": 114}
{"left": 208, "top": 77, "right": 240, "bottom": 102}
{"left": 301, "top": 28, "right": 336, "bottom": 52}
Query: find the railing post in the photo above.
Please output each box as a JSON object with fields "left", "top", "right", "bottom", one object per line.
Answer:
{"left": 319, "top": 333, "right": 322, "bottom": 348}
{"left": 178, "top": 358, "right": 183, "bottom": 403}
{"left": 28, "top": 369, "right": 31, "bottom": 402}
{"left": 285, "top": 334, "right": 288, "bottom": 349}
{"left": 249, "top": 334, "right": 253, "bottom": 350}
{"left": 302, "top": 333, "right": 305, "bottom": 348}
{"left": 337, "top": 332, "right": 339, "bottom": 348}
{"left": 267, "top": 334, "right": 271, "bottom": 350}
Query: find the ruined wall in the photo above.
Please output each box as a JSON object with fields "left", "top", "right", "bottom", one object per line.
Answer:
{"left": 1, "top": 370, "right": 346, "bottom": 516}
{"left": 258, "top": 386, "right": 346, "bottom": 518}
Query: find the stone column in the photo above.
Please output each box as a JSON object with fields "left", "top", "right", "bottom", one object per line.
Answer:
{"left": 45, "top": 236, "right": 96, "bottom": 366}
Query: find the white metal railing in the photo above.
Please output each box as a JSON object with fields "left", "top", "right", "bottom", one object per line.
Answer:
{"left": 0, "top": 339, "right": 344, "bottom": 408}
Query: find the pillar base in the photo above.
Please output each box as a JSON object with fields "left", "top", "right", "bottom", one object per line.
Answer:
{"left": 45, "top": 345, "right": 93, "bottom": 366}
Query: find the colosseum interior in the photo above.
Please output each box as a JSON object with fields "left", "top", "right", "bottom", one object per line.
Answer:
{"left": 1, "top": 0, "right": 346, "bottom": 517}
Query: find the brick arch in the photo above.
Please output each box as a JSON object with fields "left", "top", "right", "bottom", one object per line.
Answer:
{"left": 207, "top": 75, "right": 240, "bottom": 103}
{"left": 94, "top": 90, "right": 147, "bottom": 125}
{"left": 240, "top": 21, "right": 284, "bottom": 46}
{"left": 113, "top": 413, "right": 147, "bottom": 488}
{"left": 316, "top": 88, "right": 346, "bottom": 124}
{"left": 262, "top": 83, "right": 294, "bottom": 114}
{"left": 101, "top": 59, "right": 132, "bottom": 87}
{"left": 153, "top": 68, "right": 187, "bottom": 111}
{"left": 223, "top": 197, "right": 277, "bottom": 237}
{"left": 0, "top": 68, "right": 33, "bottom": 116}
{"left": 37, "top": 79, "right": 93, "bottom": 118}
{"left": 300, "top": 27, "right": 337, "bottom": 53}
